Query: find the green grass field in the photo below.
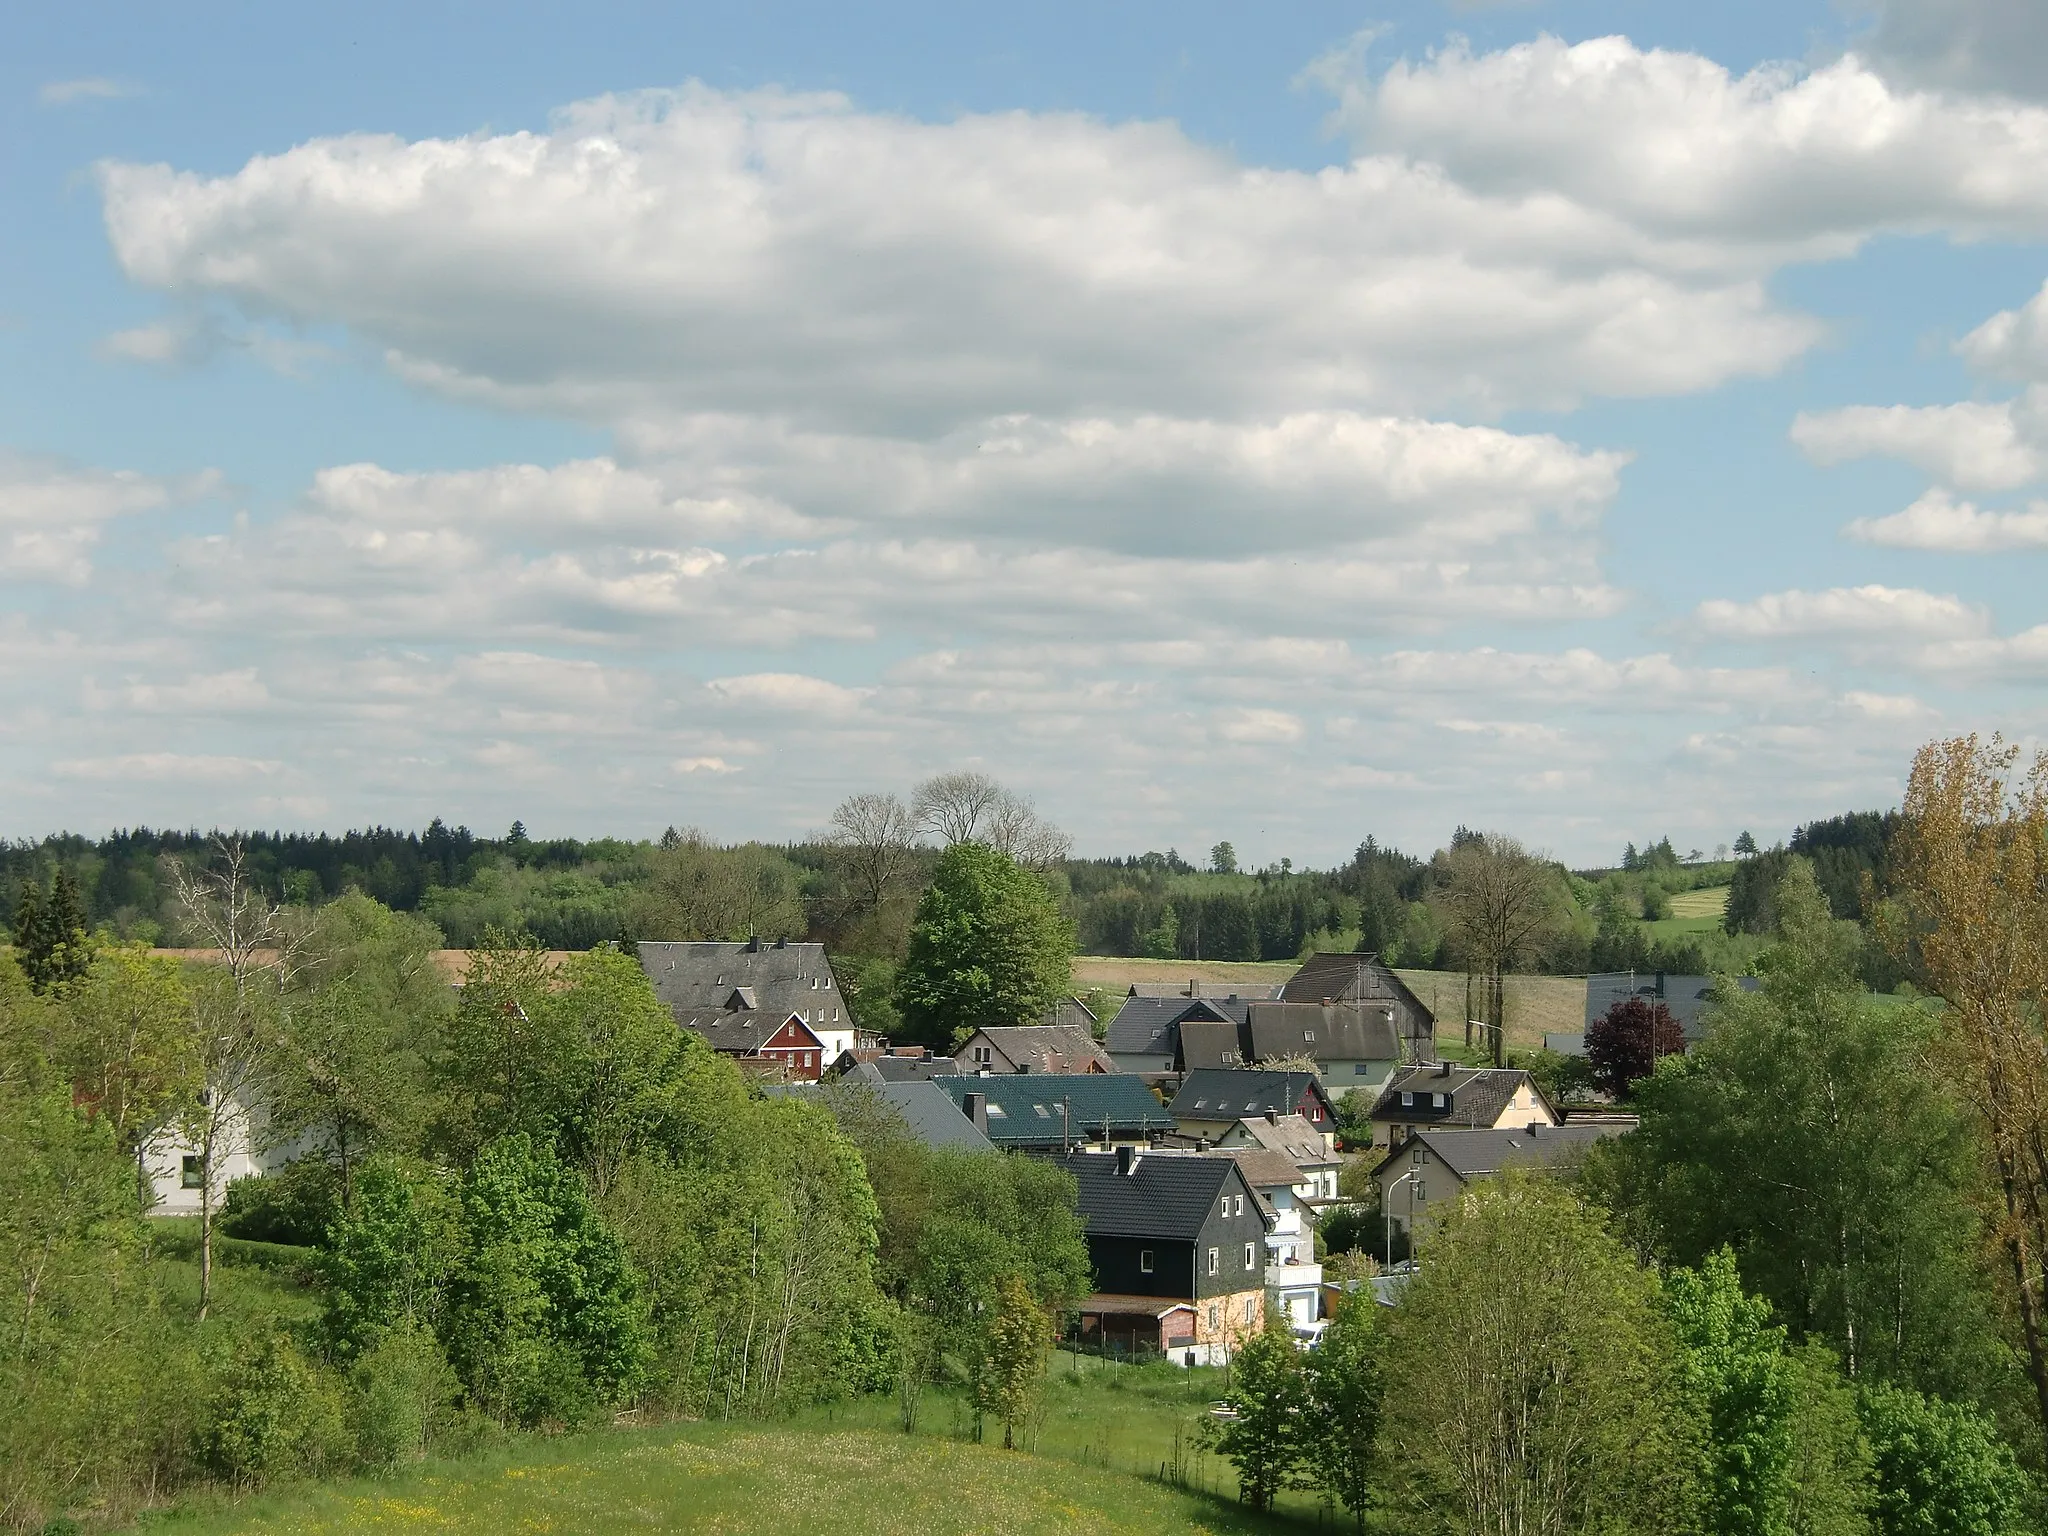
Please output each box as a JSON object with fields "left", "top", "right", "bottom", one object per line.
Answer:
{"left": 140, "top": 1354, "right": 1319, "bottom": 1535}
{"left": 1642, "top": 885, "right": 1730, "bottom": 943}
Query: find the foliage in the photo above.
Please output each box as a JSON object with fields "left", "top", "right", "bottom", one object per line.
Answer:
{"left": 197, "top": 1331, "right": 350, "bottom": 1488}
{"left": 1585, "top": 994, "right": 1686, "bottom": 1097}
{"left": 320, "top": 1154, "right": 461, "bottom": 1360}
{"left": 1205, "top": 1309, "right": 1306, "bottom": 1512}
{"left": 222, "top": 1156, "right": 343, "bottom": 1246}
{"left": 625, "top": 830, "right": 807, "bottom": 943}
{"left": 979, "top": 1273, "right": 1047, "bottom": 1449}
{"left": 53, "top": 943, "right": 200, "bottom": 1190}
{"left": 1512, "top": 1046, "right": 1597, "bottom": 1106}
{"left": 1300, "top": 1289, "right": 1384, "bottom": 1530}
{"left": 9, "top": 868, "right": 94, "bottom": 995}
{"left": 1596, "top": 863, "right": 2000, "bottom": 1400}
{"left": 347, "top": 1319, "right": 460, "bottom": 1469}
{"left": 1431, "top": 832, "right": 1568, "bottom": 1063}
{"left": 1786, "top": 1343, "right": 1878, "bottom": 1536}
{"left": 1380, "top": 1174, "right": 1698, "bottom": 1535}
{"left": 895, "top": 843, "right": 1074, "bottom": 1047}
{"left": 1857, "top": 1384, "right": 2030, "bottom": 1536}
{"left": 1668, "top": 1247, "right": 1796, "bottom": 1535}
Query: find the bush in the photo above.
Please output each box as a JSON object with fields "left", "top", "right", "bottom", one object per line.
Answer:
{"left": 1318, "top": 1205, "right": 1408, "bottom": 1265}
{"left": 221, "top": 1157, "right": 342, "bottom": 1247}
{"left": 348, "top": 1321, "right": 460, "bottom": 1469}
{"left": 198, "top": 1332, "right": 350, "bottom": 1488}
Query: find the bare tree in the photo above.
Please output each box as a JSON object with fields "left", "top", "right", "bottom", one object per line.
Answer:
{"left": 826, "top": 792, "right": 919, "bottom": 915}
{"left": 166, "top": 837, "right": 307, "bottom": 1319}
{"left": 1432, "top": 833, "right": 1564, "bottom": 1067}
{"left": 913, "top": 772, "right": 1071, "bottom": 869}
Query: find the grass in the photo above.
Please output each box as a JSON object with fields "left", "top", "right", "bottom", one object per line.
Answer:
{"left": 1665, "top": 886, "right": 1730, "bottom": 921}
{"left": 140, "top": 1355, "right": 1317, "bottom": 1536}
{"left": 1395, "top": 969, "right": 1586, "bottom": 1055}
{"left": 1072, "top": 957, "right": 1301, "bottom": 989}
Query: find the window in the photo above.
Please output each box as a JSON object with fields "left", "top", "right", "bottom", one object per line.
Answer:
{"left": 974, "top": 1046, "right": 993, "bottom": 1064}
{"left": 1310, "top": 1104, "right": 1323, "bottom": 1121}
{"left": 1244, "top": 1242, "right": 1256, "bottom": 1269}
{"left": 1139, "top": 1249, "right": 1154, "bottom": 1274}
{"left": 181, "top": 1155, "right": 203, "bottom": 1190}
{"left": 1414, "top": 1180, "right": 1426, "bottom": 1201}
{"left": 824, "top": 976, "right": 833, "bottom": 989}
{"left": 1431, "top": 1092, "right": 1446, "bottom": 1109}
{"left": 1244, "top": 1297, "right": 1258, "bottom": 1325}
{"left": 1354, "top": 1063, "right": 1371, "bottom": 1075}
{"left": 1208, "top": 1304, "right": 1220, "bottom": 1332}
{"left": 1236, "top": 1193, "right": 1246, "bottom": 1216}
{"left": 1207, "top": 1247, "right": 1219, "bottom": 1276}
{"left": 1303, "top": 1030, "right": 1316, "bottom": 1042}
{"left": 1400, "top": 1090, "right": 1415, "bottom": 1107}
{"left": 1033, "top": 1104, "right": 1051, "bottom": 1118}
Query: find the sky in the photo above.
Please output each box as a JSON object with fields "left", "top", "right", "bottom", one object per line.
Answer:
{"left": 7, "top": 0, "right": 2048, "bottom": 868}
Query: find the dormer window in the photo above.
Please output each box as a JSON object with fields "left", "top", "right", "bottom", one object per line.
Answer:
{"left": 1432, "top": 1092, "right": 1447, "bottom": 1109}
{"left": 1400, "top": 1091, "right": 1414, "bottom": 1108}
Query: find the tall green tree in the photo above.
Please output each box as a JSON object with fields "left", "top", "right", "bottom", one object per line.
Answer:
{"left": 1301, "top": 1289, "right": 1385, "bottom": 1532}
{"left": 12, "top": 871, "right": 93, "bottom": 996}
{"left": 1381, "top": 1174, "right": 1699, "bottom": 1535}
{"left": 978, "top": 1273, "right": 1046, "bottom": 1450}
{"left": 52, "top": 945, "right": 200, "bottom": 1204}
{"left": 1856, "top": 1385, "right": 2029, "bottom": 1536}
{"left": 1668, "top": 1247, "right": 1797, "bottom": 1536}
{"left": 1597, "top": 863, "right": 1999, "bottom": 1398}
{"left": 895, "top": 842, "right": 1074, "bottom": 1047}
{"left": 1785, "top": 1344, "right": 1877, "bottom": 1536}
{"left": 1208, "top": 1309, "right": 1306, "bottom": 1512}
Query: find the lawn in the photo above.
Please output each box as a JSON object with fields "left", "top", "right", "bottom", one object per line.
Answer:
{"left": 141, "top": 1355, "right": 1317, "bottom": 1536}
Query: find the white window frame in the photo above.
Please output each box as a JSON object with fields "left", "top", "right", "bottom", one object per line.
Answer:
{"left": 1139, "top": 1249, "right": 1154, "bottom": 1274}
{"left": 1207, "top": 1247, "right": 1220, "bottom": 1277}
{"left": 1244, "top": 1242, "right": 1256, "bottom": 1269}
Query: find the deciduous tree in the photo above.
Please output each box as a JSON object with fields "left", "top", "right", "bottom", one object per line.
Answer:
{"left": 1208, "top": 1308, "right": 1305, "bottom": 1512}
{"left": 1301, "top": 1289, "right": 1384, "bottom": 1532}
{"left": 978, "top": 1273, "right": 1046, "bottom": 1450}
{"left": 1432, "top": 833, "right": 1565, "bottom": 1065}
{"left": 1585, "top": 994, "right": 1686, "bottom": 1097}
{"left": 895, "top": 843, "right": 1074, "bottom": 1047}
{"left": 1668, "top": 1247, "right": 1796, "bottom": 1536}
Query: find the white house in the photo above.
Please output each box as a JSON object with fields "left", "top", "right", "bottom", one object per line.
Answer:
{"left": 140, "top": 1093, "right": 300, "bottom": 1215}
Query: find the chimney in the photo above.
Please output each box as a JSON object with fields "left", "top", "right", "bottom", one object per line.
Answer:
{"left": 963, "top": 1092, "right": 988, "bottom": 1133}
{"left": 745, "top": 936, "right": 760, "bottom": 953}
{"left": 1437, "top": 1060, "right": 1453, "bottom": 1078}
{"left": 1526, "top": 1122, "right": 1542, "bottom": 1135}
{"left": 1117, "top": 1145, "right": 1139, "bottom": 1176}
{"left": 1265, "top": 1109, "right": 1279, "bottom": 1126}
{"left": 774, "top": 935, "right": 788, "bottom": 949}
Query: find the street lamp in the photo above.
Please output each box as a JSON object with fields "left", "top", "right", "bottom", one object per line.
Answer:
{"left": 1385, "top": 1168, "right": 1419, "bottom": 1265}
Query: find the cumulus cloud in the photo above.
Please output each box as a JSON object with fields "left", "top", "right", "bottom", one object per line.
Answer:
{"left": 1844, "top": 486, "right": 2048, "bottom": 549}
{"left": 1692, "top": 584, "right": 1990, "bottom": 641}
{"left": 1847, "top": 0, "right": 2048, "bottom": 100}
{"left": 706, "top": 672, "right": 870, "bottom": 715}
{"left": 52, "top": 752, "right": 282, "bottom": 781}
{"left": 1323, "top": 34, "right": 2048, "bottom": 249}
{"left": 1791, "top": 391, "right": 2048, "bottom": 490}
{"left": 0, "top": 454, "right": 211, "bottom": 583}
{"left": 1959, "top": 277, "right": 2048, "bottom": 379}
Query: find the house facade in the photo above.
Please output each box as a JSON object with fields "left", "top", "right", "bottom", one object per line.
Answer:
{"left": 1372, "top": 1121, "right": 1634, "bottom": 1232}
{"left": 141, "top": 1094, "right": 298, "bottom": 1216}
{"left": 1167, "top": 1069, "right": 1337, "bottom": 1148}
{"left": 637, "top": 938, "right": 873, "bottom": 1064}
{"left": 957, "top": 1023, "right": 1114, "bottom": 1075}
{"left": 1368, "top": 1063, "right": 1560, "bottom": 1148}
{"left": 1282, "top": 953, "right": 1437, "bottom": 1061}
{"left": 1062, "top": 1147, "right": 1274, "bottom": 1365}
{"left": 693, "top": 1010, "right": 829, "bottom": 1082}
{"left": 1216, "top": 1111, "right": 1343, "bottom": 1203}
{"left": 1174, "top": 1000, "right": 1403, "bottom": 1098}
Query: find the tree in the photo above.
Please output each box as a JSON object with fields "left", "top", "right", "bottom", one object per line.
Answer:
{"left": 1432, "top": 832, "right": 1564, "bottom": 1065}
{"left": 433, "top": 930, "right": 576, "bottom": 1162}
{"left": 824, "top": 791, "right": 919, "bottom": 923}
{"left": 1208, "top": 1308, "right": 1306, "bottom": 1511}
{"left": 12, "top": 871, "right": 93, "bottom": 995}
{"left": 895, "top": 843, "right": 1074, "bottom": 1047}
{"left": 1668, "top": 1248, "right": 1796, "bottom": 1536}
{"left": 321, "top": 1154, "right": 461, "bottom": 1360}
{"left": 979, "top": 1273, "right": 1046, "bottom": 1450}
{"left": 1585, "top": 994, "right": 1686, "bottom": 1097}
{"left": 1301, "top": 1289, "right": 1384, "bottom": 1532}
{"left": 1380, "top": 1175, "right": 1696, "bottom": 1535}
{"left": 1210, "top": 841, "right": 1238, "bottom": 875}
{"left": 1882, "top": 734, "right": 2048, "bottom": 1454}
{"left": 628, "top": 829, "right": 805, "bottom": 942}
{"left": 1736, "top": 831, "right": 1759, "bottom": 857}
{"left": 912, "top": 772, "right": 1070, "bottom": 869}
{"left": 53, "top": 945, "right": 200, "bottom": 1205}
{"left": 1727, "top": 847, "right": 1801, "bottom": 935}
{"left": 1785, "top": 1344, "right": 1877, "bottom": 1536}
{"left": 1857, "top": 1385, "right": 2029, "bottom": 1536}
{"left": 1599, "top": 863, "right": 1995, "bottom": 1398}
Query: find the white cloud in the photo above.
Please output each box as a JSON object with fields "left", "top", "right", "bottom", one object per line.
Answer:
{"left": 706, "top": 672, "right": 870, "bottom": 715}
{"left": 1959, "top": 277, "right": 2048, "bottom": 379}
{"left": 102, "top": 669, "right": 271, "bottom": 713}
{"left": 41, "top": 78, "right": 133, "bottom": 105}
{"left": 52, "top": 752, "right": 282, "bottom": 782}
{"left": 1791, "top": 392, "right": 2048, "bottom": 490}
{"left": 0, "top": 454, "right": 210, "bottom": 583}
{"left": 1324, "top": 35, "right": 2048, "bottom": 250}
{"left": 1844, "top": 486, "right": 2048, "bottom": 549}
{"left": 673, "top": 756, "right": 740, "bottom": 774}
{"left": 1215, "top": 708, "right": 1306, "bottom": 744}
{"left": 1692, "top": 584, "right": 1990, "bottom": 641}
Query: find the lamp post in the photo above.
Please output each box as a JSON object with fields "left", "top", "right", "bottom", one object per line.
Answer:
{"left": 1385, "top": 1169, "right": 1419, "bottom": 1265}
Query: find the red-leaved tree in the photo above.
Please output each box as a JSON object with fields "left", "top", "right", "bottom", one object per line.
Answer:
{"left": 1584, "top": 996, "right": 1685, "bottom": 1098}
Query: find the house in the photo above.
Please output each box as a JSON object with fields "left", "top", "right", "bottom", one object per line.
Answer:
{"left": 637, "top": 938, "right": 873, "bottom": 1064}
{"left": 141, "top": 1094, "right": 298, "bottom": 1216}
{"left": 1281, "top": 952, "right": 1436, "bottom": 1062}
{"left": 1040, "top": 996, "right": 1101, "bottom": 1033}
{"left": 1216, "top": 1110, "right": 1343, "bottom": 1202}
{"left": 1168, "top": 1069, "right": 1337, "bottom": 1148}
{"left": 1174, "top": 1000, "right": 1403, "bottom": 1098}
{"left": 1104, "top": 995, "right": 1246, "bottom": 1076}
{"left": 834, "top": 1049, "right": 960, "bottom": 1084}
{"left": 933, "top": 1073, "right": 1176, "bottom": 1153}
{"left": 1373, "top": 1120, "right": 1636, "bottom": 1232}
{"left": 791, "top": 1077, "right": 996, "bottom": 1153}
{"left": 1368, "top": 1063, "right": 1560, "bottom": 1148}
{"left": 689, "top": 1010, "right": 829, "bottom": 1082}
{"left": 957, "top": 1024, "right": 1115, "bottom": 1075}
{"left": 1549, "top": 972, "right": 1763, "bottom": 1056}
{"left": 1151, "top": 1146, "right": 1326, "bottom": 1329}
{"left": 1062, "top": 1147, "right": 1275, "bottom": 1365}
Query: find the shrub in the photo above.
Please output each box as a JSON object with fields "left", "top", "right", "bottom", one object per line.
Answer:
{"left": 198, "top": 1332, "right": 350, "bottom": 1488}
{"left": 221, "top": 1157, "right": 342, "bottom": 1247}
{"left": 1857, "top": 1384, "right": 2029, "bottom": 1536}
{"left": 348, "top": 1320, "right": 459, "bottom": 1470}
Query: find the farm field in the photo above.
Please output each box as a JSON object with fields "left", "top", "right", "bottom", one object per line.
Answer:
{"left": 1071, "top": 956, "right": 1301, "bottom": 989}
{"left": 1644, "top": 885, "right": 1731, "bottom": 942}
{"left": 1395, "top": 968, "right": 1587, "bottom": 1055}
{"left": 144, "top": 1356, "right": 1310, "bottom": 1536}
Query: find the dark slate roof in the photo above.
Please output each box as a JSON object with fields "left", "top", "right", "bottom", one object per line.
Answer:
{"left": 1169, "top": 1069, "right": 1330, "bottom": 1122}
{"left": 1059, "top": 1150, "right": 1269, "bottom": 1240}
{"left": 1283, "top": 953, "right": 1436, "bottom": 1024}
{"left": 1177, "top": 1017, "right": 1253, "bottom": 1071}
{"left": 1247, "top": 1001, "right": 1401, "bottom": 1063}
{"left": 933, "top": 1074, "right": 1175, "bottom": 1146}
{"left": 1125, "top": 981, "right": 1285, "bottom": 999}
{"left": 1104, "top": 995, "right": 1245, "bottom": 1057}
{"left": 1367, "top": 1065, "right": 1549, "bottom": 1127}
{"left": 1584, "top": 972, "right": 1759, "bottom": 1041}
{"left": 686, "top": 1012, "right": 815, "bottom": 1055}
{"left": 637, "top": 940, "right": 841, "bottom": 1022}
{"left": 1377, "top": 1122, "right": 1630, "bottom": 1180}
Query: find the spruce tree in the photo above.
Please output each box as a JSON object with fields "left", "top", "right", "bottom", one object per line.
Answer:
{"left": 12, "top": 871, "right": 92, "bottom": 994}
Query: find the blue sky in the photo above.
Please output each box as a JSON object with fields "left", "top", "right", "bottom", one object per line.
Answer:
{"left": 6, "top": 0, "right": 2048, "bottom": 866}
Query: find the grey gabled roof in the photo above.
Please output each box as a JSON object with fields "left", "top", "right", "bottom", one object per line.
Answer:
{"left": 1169, "top": 1069, "right": 1331, "bottom": 1122}
{"left": 875, "top": 1079, "right": 997, "bottom": 1152}
{"left": 1283, "top": 953, "right": 1436, "bottom": 1024}
{"left": 1059, "top": 1150, "right": 1269, "bottom": 1241}
{"left": 933, "top": 1074, "right": 1175, "bottom": 1146}
{"left": 974, "top": 1024, "right": 1115, "bottom": 1073}
{"left": 842, "top": 1056, "right": 961, "bottom": 1085}
{"left": 1103, "top": 995, "right": 1245, "bottom": 1056}
{"left": 1377, "top": 1122, "right": 1628, "bottom": 1180}
{"left": 1246, "top": 1001, "right": 1400, "bottom": 1063}
{"left": 684, "top": 1011, "right": 817, "bottom": 1055}
{"left": 637, "top": 940, "right": 841, "bottom": 1024}
{"left": 1228, "top": 1113, "right": 1338, "bottom": 1167}
{"left": 1584, "top": 972, "right": 1759, "bottom": 1040}
{"left": 1368, "top": 1065, "right": 1551, "bottom": 1127}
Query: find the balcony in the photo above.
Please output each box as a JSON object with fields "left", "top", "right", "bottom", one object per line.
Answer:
{"left": 1264, "top": 1260, "right": 1322, "bottom": 1292}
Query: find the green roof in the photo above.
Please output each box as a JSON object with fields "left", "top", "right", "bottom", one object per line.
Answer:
{"left": 933, "top": 1074, "right": 1173, "bottom": 1146}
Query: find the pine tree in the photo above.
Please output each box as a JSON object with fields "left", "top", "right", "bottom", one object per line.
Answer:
{"left": 12, "top": 870, "right": 92, "bottom": 994}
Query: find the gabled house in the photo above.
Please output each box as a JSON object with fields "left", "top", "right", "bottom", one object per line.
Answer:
{"left": 1373, "top": 1120, "right": 1634, "bottom": 1232}
{"left": 1168, "top": 1069, "right": 1337, "bottom": 1147}
{"left": 1062, "top": 1147, "right": 1275, "bottom": 1365}
{"left": 1150, "top": 1147, "right": 1325, "bottom": 1330}
{"left": 688, "top": 1010, "right": 828, "bottom": 1083}
{"left": 1174, "top": 1000, "right": 1403, "bottom": 1098}
{"left": 934, "top": 1073, "right": 1176, "bottom": 1153}
{"left": 958, "top": 1024, "right": 1115, "bottom": 1075}
{"left": 1216, "top": 1110, "right": 1343, "bottom": 1202}
{"left": 1281, "top": 952, "right": 1436, "bottom": 1062}
{"left": 637, "top": 938, "right": 872, "bottom": 1064}
{"left": 1368, "top": 1063, "right": 1559, "bottom": 1148}
{"left": 1103, "top": 995, "right": 1246, "bottom": 1076}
